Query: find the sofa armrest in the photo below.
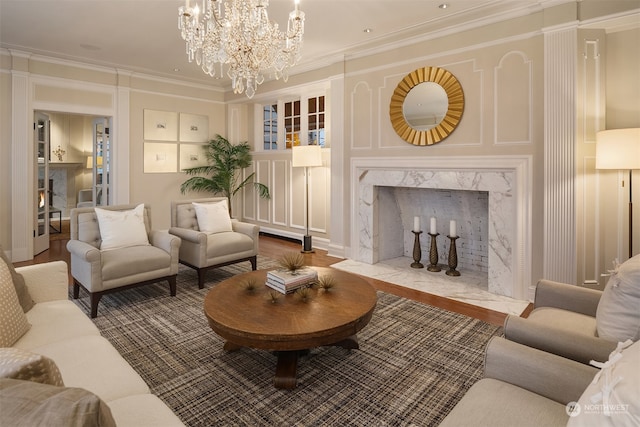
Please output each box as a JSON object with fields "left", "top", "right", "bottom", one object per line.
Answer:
{"left": 149, "top": 230, "right": 181, "bottom": 254}
{"left": 168, "top": 227, "right": 207, "bottom": 244}
{"left": 504, "top": 315, "right": 617, "bottom": 365}
{"left": 534, "top": 279, "right": 602, "bottom": 316}
{"left": 484, "top": 337, "right": 598, "bottom": 405}
{"left": 66, "top": 240, "right": 101, "bottom": 263}
{"left": 231, "top": 220, "right": 259, "bottom": 238}
{"left": 15, "top": 261, "right": 69, "bottom": 303}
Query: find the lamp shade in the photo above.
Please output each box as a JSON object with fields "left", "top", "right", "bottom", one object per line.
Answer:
{"left": 86, "top": 156, "right": 104, "bottom": 168}
{"left": 595, "top": 128, "right": 640, "bottom": 170}
{"left": 292, "top": 145, "right": 322, "bottom": 168}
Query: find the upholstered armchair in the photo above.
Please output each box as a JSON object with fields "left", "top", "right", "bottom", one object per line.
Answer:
{"left": 67, "top": 204, "right": 181, "bottom": 318}
{"left": 76, "top": 189, "right": 93, "bottom": 208}
{"left": 169, "top": 197, "right": 258, "bottom": 289}
{"left": 505, "top": 255, "right": 640, "bottom": 364}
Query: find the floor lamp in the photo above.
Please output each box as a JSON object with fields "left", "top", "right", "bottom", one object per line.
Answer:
{"left": 292, "top": 145, "right": 322, "bottom": 253}
{"left": 596, "top": 128, "right": 640, "bottom": 259}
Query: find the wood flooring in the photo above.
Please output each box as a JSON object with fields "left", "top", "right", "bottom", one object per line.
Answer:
{"left": 15, "top": 233, "right": 531, "bottom": 326}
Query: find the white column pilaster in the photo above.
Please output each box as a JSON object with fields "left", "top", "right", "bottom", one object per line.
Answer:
{"left": 543, "top": 26, "right": 578, "bottom": 284}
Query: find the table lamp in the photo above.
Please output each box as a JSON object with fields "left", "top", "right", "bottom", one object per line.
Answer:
{"left": 596, "top": 128, "right": 640, "bottom": 258}
{"left": 292, "top": 145, "right": 322, "bottom": 253}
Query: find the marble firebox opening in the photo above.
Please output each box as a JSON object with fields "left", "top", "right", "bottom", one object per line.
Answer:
{"left": 353, "top": 157, "right": 532, "bottom": 300}
{"left": 378, "top": 187, "right": 489, "bottom": 275}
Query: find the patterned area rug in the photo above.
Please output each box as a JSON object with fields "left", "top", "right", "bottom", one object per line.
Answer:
{"left": 71, "top": 258, "right": 501, "bottom": 427}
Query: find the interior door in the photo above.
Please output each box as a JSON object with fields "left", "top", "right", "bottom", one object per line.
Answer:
{"left": 34, "top": 112, "right": 50, "bottom": 255}
{"left": 92, "top": 117, "right": 111, "bottom": 206}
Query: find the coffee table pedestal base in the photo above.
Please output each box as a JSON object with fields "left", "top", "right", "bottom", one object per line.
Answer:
{"left": 224, "top": 335, "right": 361, "bottom": 390}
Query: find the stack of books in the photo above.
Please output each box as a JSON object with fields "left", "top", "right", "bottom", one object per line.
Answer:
{"left": 266, "top": 268, "right": 318, "bottom": 294}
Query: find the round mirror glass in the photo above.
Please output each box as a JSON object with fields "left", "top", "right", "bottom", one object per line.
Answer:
{"left": 389, "top": 66, "right": 464, "bottom": 146}
{"left": 402, "top": 82, "right": 448, "bottom": 131}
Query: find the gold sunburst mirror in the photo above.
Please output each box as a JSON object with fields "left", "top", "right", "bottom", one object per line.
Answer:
{"left": 390, "top": 66, "right": 464, "bottom": 146}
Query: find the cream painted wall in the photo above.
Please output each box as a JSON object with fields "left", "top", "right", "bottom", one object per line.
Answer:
{"left": 339, "top": 20, "right": 546, "bottom": 287}
{"left": 1, "top": 2, "right": 637, "bottom": 277}
{"left": 1, "top": 53, "right": 226, "bottom": 260}
{"left": 128, "top": 91, "right": 226, "bottom": 230}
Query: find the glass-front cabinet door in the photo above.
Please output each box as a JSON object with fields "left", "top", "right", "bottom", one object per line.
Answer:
{"left": 92, "top": 118, "right": 111, "bottom": 206}
{"left": 34, "top": 112, "right": 50, "bottom": 255}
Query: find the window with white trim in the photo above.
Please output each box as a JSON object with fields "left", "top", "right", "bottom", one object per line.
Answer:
{"left": 263, "top": 104, "right": 278, "bottom": 150}
{"left": 307, "top": 96, "right": 325, "bottom": 147}
{"left": 284, "top": 100, "right": 301, "bottom": 149}
{"left": 257, "top": 88, "right": 328, "bottom": 151}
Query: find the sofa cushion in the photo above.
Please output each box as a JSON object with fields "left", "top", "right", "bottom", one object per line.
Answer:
{"left": 95, "top": 204, "right": 150, "bottom": 250}
{"left": 193, "top": 200, "right": 232, "bottom": 234}
{"left": 0, "top": 378, "right": 116, "bottom": 427}
{"left": 206, "top": 231, "right": 254, "bottom": 258}
{"left": 596, "top": 254, "right": 640, "bottom": 342}
{"left": 0, "top": 245, "right": 34, "bottom": 312}
{"left": 439, "top": 378, "right": 568, "bottom": 427}
{"left": 107, "top": 394, "right": 185, "bottom": 427}
{"left": 32, "top": 335, "right": 150, "bottom": 402}
{"left": 0, "top": 348, "right": 64, "bottom": 386}
{"left": 14, "top": 300, "right": 100, "bottom": 351}
{"left": 0, "top": 257, "right": 31, "bottom": 347}
{"left": 527, "top": 307, "right": 598, "bottom": 338}
{"left": 567, "top": 340, "right": 640, "bottom": 427}
{"left": 100, "top": 245, "right": 171, "bottom": 285}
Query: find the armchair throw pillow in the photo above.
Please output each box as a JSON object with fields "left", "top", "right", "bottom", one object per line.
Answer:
{"left": 596, "top": 254, "right": 640, "bottom": 342}
{"left": 0, "top": 245, "right": 34, "bottom": 312}
{"left": 0, "top": 257, "right": 31, "bottom": 347}
{"left": 0, "top": 348, "right": 64, "bottom": 386}
{"left": 193, "top": 200, "right": 233, "bottom": 234}
{"left": 95, "top": 204, "right": 150, "bottom": 251}
{"left": 567, "top": 339, "right": 639, "bottom": 427}
{"left": 0, "top": 379, "right": 117, "bottom": 427}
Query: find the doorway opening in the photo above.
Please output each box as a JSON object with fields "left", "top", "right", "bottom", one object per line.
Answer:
{"left": 34, "top": 111, "right": 112, "bottom": 245}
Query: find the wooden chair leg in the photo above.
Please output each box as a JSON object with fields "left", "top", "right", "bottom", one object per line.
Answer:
{"left": 168, "top": 276, "right": 177, "bottom": 296}
{"left": 72, "top": 280, "right": 80, "bottom": 299}
{"left": 250, "top": 256, "right": 257, "bottom": 271}
{"left": 90, "top": 293, "right": 102, "bottom": 319}
{"left": 197, "top": 269, "right": 205, "bottom": 289}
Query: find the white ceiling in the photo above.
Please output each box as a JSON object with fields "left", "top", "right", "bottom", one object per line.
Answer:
{"left": 1, "top": 0, "right": 572, "bottom": 90}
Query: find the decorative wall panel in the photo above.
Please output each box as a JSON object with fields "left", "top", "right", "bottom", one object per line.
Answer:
{"left": 351, "top": 82, "right": 373, "bottom": 149}
{"left": 271, "top": 160, "right": 288, "bottom": 226}
{"left": 495, "top": 51, "right": 532, "bottom": 144}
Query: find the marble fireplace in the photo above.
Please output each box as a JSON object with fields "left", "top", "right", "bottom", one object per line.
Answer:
{"left": 351, "top": 156, "right": 532, "bottom": 300}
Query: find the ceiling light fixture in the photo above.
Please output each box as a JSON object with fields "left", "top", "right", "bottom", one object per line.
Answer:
{"left": 439, "top": 3, "right": 449, "bottom": 9}
{"left": 178, "top": 0, "right": 305, "bottom": 99}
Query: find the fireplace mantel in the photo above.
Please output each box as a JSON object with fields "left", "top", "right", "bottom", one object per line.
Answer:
{"left": 350, "top": 156, "right": 533, "bottom": 300}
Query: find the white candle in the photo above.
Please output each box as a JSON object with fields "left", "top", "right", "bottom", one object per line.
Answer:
{"left": 450, "top": 220, "right": 457, "bottom": 238}
{"left": 413, "top": 216, "right": 420, "bottom": 232}
{"left": 430, "top": 217, "right": 436, "bottom": 234}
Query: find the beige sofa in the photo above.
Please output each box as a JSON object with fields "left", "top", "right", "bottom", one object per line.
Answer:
{"left": 9, "top": 261, "right": 184, "bottom": 426}
{"left": 440, "top": 336, "right": 639, "bottom": 427}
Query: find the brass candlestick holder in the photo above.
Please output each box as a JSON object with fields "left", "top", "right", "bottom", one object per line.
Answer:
{"left": 446, "top": 235, "right": 461, "bottom": 276}
{"left": 427, "top": 232, "right": 441, "bottom": 272}
{"left": 411, "top": 231, "right": 424, "bottom": 269}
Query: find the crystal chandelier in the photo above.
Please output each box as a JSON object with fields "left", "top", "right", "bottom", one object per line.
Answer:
{"left": 178, "top": 0, "right": 305, "bottom": 99}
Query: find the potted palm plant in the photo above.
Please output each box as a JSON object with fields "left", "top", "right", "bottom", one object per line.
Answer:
{"left": 180, "top": 134, "right": 270, "bottom": 216}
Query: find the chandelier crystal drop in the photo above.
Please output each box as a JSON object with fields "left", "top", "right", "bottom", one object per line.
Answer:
{"left": 178, "top": 0, "right": 305, "bottom": 99}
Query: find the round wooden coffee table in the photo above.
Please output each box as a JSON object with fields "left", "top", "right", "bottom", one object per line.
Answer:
{"left": 204, "top": 267, "right": 377, "bottom": 389}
